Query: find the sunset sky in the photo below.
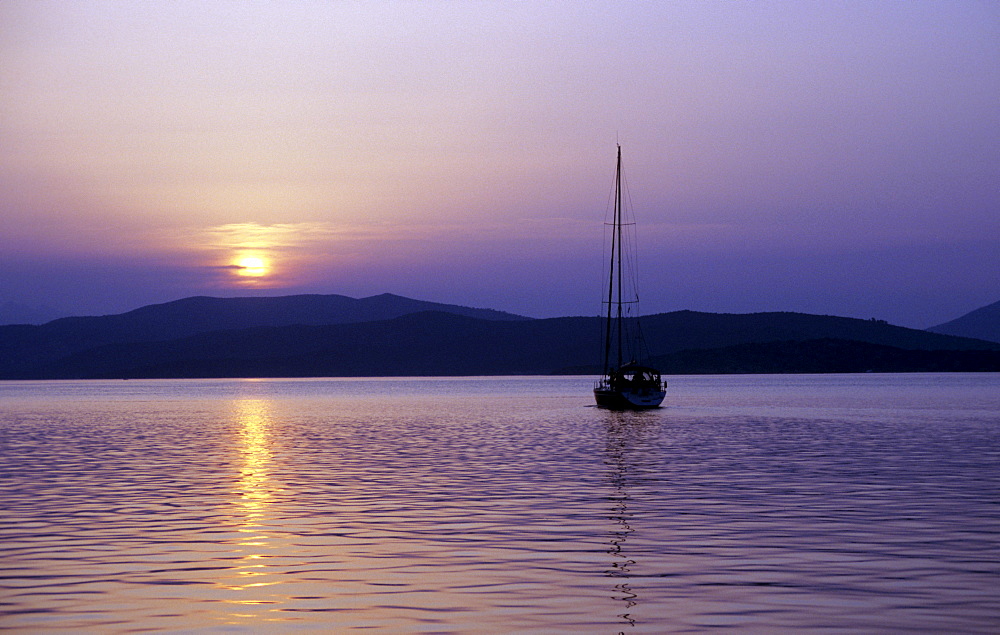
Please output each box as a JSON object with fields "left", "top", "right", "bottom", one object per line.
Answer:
{"left": 2, "top": 1, "right": 998, "bottom": 327}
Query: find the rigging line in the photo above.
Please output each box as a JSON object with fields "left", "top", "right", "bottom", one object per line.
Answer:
{"left": 618, "top": 151, "right": 655, "bottom": 365}
{"left": 620, "top": 167, "right": 643, "bottom": 300}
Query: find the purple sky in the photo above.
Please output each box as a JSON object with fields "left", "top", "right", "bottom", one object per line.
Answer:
{"left": 2, "top": 1, "right": 998, "bottom": 327}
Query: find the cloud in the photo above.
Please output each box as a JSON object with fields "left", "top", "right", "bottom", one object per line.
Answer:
{"left": 198, "top": 222, "right": 339, "bottom": 250}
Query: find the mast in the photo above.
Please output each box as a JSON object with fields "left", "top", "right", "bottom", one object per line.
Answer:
{"left": 615, "top": 144, "right": 623, "bottom": 371}
{"left": 602, "top": 146, "right": 620, "bottom": 375}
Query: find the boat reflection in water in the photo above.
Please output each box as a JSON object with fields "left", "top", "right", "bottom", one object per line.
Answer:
{"left": 604, "top": 410, "right": 654, "bottom": 631}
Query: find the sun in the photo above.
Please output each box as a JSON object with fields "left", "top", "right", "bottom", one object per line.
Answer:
{"left": 236, "top": 256, "right": 269, "bottom": 277}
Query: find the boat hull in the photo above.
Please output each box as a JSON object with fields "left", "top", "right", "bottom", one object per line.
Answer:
{"left": 594, "top": 388, "right": 665, "bottom": 410}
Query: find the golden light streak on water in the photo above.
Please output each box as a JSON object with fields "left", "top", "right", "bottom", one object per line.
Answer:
{"left": 235, "top": 398, "right": 274, "bottom": 519}
{"left": 219, "top": 398, "right": 289, "bottom": 624}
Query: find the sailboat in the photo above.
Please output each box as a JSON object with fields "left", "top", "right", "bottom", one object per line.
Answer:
{"left": 594, "top": 145, "right": 666, "bottom": 409}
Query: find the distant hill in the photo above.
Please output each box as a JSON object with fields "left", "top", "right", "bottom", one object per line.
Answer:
{"left": 3, "top": 305, "right": 998, "bottom": 379}
{"left": 651, "top": 339, "right": 1000, "bottom": 374}
{"left": 634, "top": 310, "right": 996, "bottom": 354}
{"left": 928, "top": 300, "right": 1000, "bottom": 344}
{"left": 0, "top": 293, "right": 527, "bottom": 375}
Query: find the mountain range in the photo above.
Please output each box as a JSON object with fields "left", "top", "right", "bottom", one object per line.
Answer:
{"left": 928, "top": 299, "right": 1000, "bottom": 344}
{"left": 1, "top": 293, "right": 997, "bottom": 379}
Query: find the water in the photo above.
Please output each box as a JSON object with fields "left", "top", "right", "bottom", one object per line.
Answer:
{"left": 2, "top": 374, "right": 998, "bottom": 633}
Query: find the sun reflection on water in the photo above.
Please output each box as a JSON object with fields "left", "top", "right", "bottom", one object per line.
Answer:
{"left": 236, "top": 398, "right": 274, "bottom": 521}
{"left": 220, "top": 398, "right": 287, "bottom": 621}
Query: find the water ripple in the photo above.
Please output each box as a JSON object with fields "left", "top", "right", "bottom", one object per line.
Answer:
{"left": 1, "top": 375, "right": 999, "bottom": 632}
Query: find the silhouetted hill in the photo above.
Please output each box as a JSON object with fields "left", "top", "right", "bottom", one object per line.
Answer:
{"left": 649, "top": 339, "right": 1000, "bottom": 374}
{"left": 22, "top": 312, "right": 567, "bottom": 379}
{"left": 634, "top": 310, "right": 999, "bottom": 353}
{"left": 0, "top": 293, "right": 527, "bottom": 373}
{"left": 4, "top": 307, "right": 998, "bottom": 379}
{"left": 928, "top": 300, "right": 1000, "bottom": 344}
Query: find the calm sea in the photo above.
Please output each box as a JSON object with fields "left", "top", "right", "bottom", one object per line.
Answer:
{"left": 1, "top": 374, "right": 998, "bottom": 633}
